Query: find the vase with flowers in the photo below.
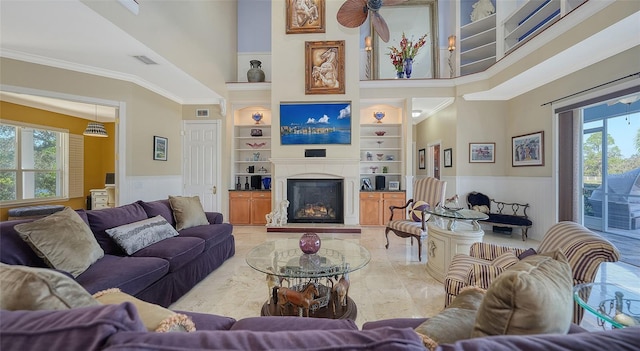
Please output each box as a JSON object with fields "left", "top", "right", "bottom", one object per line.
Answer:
{"left": 388, "top": 32, "right": 428, "bottom": 79}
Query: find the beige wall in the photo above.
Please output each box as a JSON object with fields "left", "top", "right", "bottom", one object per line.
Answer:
{"left": 0, "top": 58, "right": 183, "bottom": 178}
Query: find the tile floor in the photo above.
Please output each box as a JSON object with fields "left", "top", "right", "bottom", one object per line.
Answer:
{"left": 170, "top": 225, "right": 640, "bottom": 330}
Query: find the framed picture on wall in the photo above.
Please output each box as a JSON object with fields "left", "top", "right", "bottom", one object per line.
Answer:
{"left": 153, "top": 136, "right": 168, "bottom": 161}
{"left": 512, "top": 131, "right": 544, "bottom": 166}
{"left": 388, "top": 181, "right": 400, "bottom": 191}
{"left": 444, "top": 148, "right": 452, "bottom": 167}
{"left": 469, "top": 143, "right": 495, "bottom": 163}
{"left": 418, "top": 148, "right": 426, "bottom": 169}
{"left": 286, "top": 0, "right": 325, "bottom": 34}
{"left": 305, "top": 40, "right": 345, "bottom": 95}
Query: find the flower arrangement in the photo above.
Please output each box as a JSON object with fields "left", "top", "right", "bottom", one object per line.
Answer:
{"left": 388, "top": 32, "right": 428, "bottom": 72}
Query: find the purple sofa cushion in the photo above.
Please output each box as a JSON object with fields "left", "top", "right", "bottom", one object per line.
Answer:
{"left": 137, "top": 200, "right": 176, "bottom": 227}
{"left": 87, "top": 203, "right": 149, "bottom": 255}
{"left": 0, "top": 303, "right": 146, "bottom": 351}
{"left": 104, "top": 326, "right": 425, "bottom": 351}
{"left": 205, "top": 212, "right": 224, "bottom": 224}
{"left": 363, "top": 317, "right": 429, "bottom": 330}
{"left": 229, "top": 316, "right": 358, "bottom": 331}
{"left": 436, "top": 326, "right": 640, "bottom": 351}
{"left": 132, "top": 237, "right": 205, "bottom": 272}
{"left": 76, "top": 254, "right": 169, "bottom": 295}
{"left": 177, "top": 310, "right": 236, "bottom": 331}
{"left": 178, "top": 223, "right": 233, "bottom": 251}
{"left": 0, "top": 219, "right": 48, "bottom": 267}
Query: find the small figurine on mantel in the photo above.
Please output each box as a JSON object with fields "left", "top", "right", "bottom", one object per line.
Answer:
{"left": 470, "top": 0, "right": 495, "bottom": 22}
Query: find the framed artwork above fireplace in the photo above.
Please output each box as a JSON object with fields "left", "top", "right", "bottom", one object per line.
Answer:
{"left": 280, "top": 101, "right": 351, "bottom": 145}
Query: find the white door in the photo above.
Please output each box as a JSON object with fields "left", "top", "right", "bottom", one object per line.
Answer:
{"left": 183, "top": 121, "right": 221, "bottom": 212}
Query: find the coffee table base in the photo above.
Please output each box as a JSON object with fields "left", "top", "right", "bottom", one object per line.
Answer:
{"left": 261, "top": 295, "right": 357, "bottom": 320}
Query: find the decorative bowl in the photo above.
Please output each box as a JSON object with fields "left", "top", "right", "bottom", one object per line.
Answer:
{"left": 299, "top": 232, "right": 321, "bottom": 254}
{"left": 374, "top": 131, "right": 386, "bottom": 136}
{"left": 376, "top": 153, "right": 384, "bottom": 161}
{"left": 373, "top": 112, "right": 385, "bottom": 123}
{"left": 252, "top": 112, "right": 263, "bottom": 124}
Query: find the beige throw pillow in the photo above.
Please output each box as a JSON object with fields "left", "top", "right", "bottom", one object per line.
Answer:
{"left": 415, "top": 287, "right": 486, "bottom": 351}
{"left": 472, "top": 249, "right": 573, "bottom": 337}
{"left": 94, "top": 288, "right": 196, "bottom": 332}
{"left": 14, "top": 207, "right": 104, "bottom": 277}
{"left": 0, "top": 263, "right": 99, "bottom": 310}
{"left": 168, "top": 195, "right": 209, "bottom": 231}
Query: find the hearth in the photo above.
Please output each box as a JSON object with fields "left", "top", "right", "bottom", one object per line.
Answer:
{"left": 287, "top": 179, "right": 344, "bottom": 224}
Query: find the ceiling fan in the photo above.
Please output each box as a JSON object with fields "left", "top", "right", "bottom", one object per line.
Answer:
{"left": 336, "top": 0, "right": 407, "bottom": 43}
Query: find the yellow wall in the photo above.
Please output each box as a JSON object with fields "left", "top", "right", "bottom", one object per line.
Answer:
{"left": 0, "top": 101, "right": 115, "bottom": 220}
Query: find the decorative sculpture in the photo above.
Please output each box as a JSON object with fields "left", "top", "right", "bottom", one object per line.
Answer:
{"left": 266, "top": 267, "right": 280, "bottom": 305}
{"left": 332, "top": 272, "right": 350, "bottom": 313}
{"left": 274, "top": 283, "right": 319, "bottom": 317}
{"left": 470, "top": 0, "right": 495, "bottom": 22}
{"left": 266, "top": 200, "right": 289, "bottom": 227}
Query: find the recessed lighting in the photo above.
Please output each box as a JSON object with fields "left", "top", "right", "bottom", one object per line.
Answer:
{"left": 412, "top": 110, "right": 422, "bottom": 117}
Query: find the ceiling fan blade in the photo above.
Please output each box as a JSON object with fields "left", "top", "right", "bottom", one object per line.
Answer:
{"left": 371, "top": 12, "right": 390, "bottom": 42}
{"left": 382, "top": 0, "right": 408, "bottom": 6}
{"left": 337, "top": 0, "right": 369, "bottom": 28}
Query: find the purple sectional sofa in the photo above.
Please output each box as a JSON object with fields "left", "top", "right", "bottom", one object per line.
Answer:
{"left": 1, "top": 302, "right": 638, "bottom": 351}
{"left": 0, "top": 199, "right": 235, "bottom": 307}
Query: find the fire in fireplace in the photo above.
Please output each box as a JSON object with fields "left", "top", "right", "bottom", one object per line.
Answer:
{"left": 287, "top": 179, "right": 344, "bottom": 224}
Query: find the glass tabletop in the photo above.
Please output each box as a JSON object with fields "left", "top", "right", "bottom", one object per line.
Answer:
{"left": 426, "top": 207, "right": 489, "bottom": 221}
{"left": 573, "top": 282, "right": 640, "bottom": 328}
{"left": 246, "top": 237, "right": 371, "bottom": 279}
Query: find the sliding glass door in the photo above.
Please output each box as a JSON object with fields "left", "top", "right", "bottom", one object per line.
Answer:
{"left": 582, "top": 94, "right": 640, "bottom": 237}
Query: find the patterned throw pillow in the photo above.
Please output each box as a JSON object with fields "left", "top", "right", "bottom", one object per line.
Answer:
{"left": 105, "top": 215, "right": 179, "bottom": 255}
{"left": 490, "top": 251, "right": 520, "bottom": 269}
{"left": 410, "top": 201, "right": 430, "bottom": 222}
{"left": 472, "top": 205, "right": 490, "bottom": 214}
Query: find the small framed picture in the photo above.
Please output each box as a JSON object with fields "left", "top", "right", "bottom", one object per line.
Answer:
{"left": 444, "top": 148, "right": 452, "bottom": 168}
{"left": 153, "top": 136, "right": 168, "bottom": 161}
{"left": 418, "top": 148, "right": 426, "bottom": 169}
{"left": 361, "top": 177, "right": 373, "bottom": 191}
{"left": 286, "top": 0, "right": 325, "bottom": 34}
{"left": 250, "top": 129, "right": 263, "bottom": 137}
{"left": 305, "top": 40, "right": 345, "bottom": 95}
{"left": 469, "top": 143, "right": 495, "bottom": 163}
{"left": 388, "top": 181, "right": 400, "bottom": 191}
{"left": 512, "top": 131, "right": 544, "bottom": 167}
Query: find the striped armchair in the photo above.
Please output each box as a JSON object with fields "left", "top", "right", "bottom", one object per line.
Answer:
{"left": 443, "top": 221, "right": 620, "bottom": 323}
{"left": 384, "top": 177, "right": 446, "bottom": 261}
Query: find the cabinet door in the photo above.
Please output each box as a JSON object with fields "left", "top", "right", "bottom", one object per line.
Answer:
{"left": 251, "top": 192, "right": 271, "bottom": 225}
{"left": 360, "top": 192, "right": 381, "bottom": 225}
{"left": 229, "top": 192, "right": 251, "bottom": 224}
{"left": 382, "top": 192, "right": 406, "bottom": 223}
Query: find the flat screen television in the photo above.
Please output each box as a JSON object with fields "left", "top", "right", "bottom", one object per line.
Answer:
{"left": 280, "top": 101, "right": 351, "bottom": 145}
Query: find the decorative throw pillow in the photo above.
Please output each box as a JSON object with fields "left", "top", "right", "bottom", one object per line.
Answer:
{"left": 105, "top": 215, "right": 179, "bottom": 255}
{"left": 168, "top": 195, "right": 210, "bottom": 231}
{"left": 490, "top": 251, "right": 520, "bottom": 269}
{"left": 472, "top": 249, "right": 573, "bottom": 337}
{"left": 93, "top": 288, "right": 196, "bottom": 332}
{"left": 472, "top": 205, "right": 490, "bottom": 214}
{"left": 415, "top": 286, "right": 486, "bottom": 351}
{"left": 410, "top": 200, "right": 430, "bottom": 222}
{"left": 0, "top": 263, "right": 99, "bottom": 310}
{"left": 14, "top": 207, "right": 104, "bottom": 277}
{"left": 517, "top": 247, "right": 537, "bottom": 260}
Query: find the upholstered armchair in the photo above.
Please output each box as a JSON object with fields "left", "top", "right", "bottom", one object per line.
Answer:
{"left": 384, "top": 177, "right": 446, "bottom": 261}
{"left": 443, "top": 221, "right": 620, "bottom": 324}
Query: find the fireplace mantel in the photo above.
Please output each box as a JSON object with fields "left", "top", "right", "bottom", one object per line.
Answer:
{"left": 270, "top": 158, "right": 360, "bottom": 225}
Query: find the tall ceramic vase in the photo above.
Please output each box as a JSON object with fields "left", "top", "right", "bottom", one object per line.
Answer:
{"left": 404, "top": 58, "right": 413, "bottom": 79}
{"left": 247, "top": 60, "right": 265, "bottom": 82}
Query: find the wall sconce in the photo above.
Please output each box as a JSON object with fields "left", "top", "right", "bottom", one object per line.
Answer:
{"left": 365, "top": 35, "right": 372, "bottom": 80}
{"left": 448, "top": 35, "right": 456, "bottom": 78}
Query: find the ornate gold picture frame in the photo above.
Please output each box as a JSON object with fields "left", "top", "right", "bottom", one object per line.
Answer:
{"left": 286, "top": 0, "right": 325, "bottom": 34}
{"left": 305, "top": 40, "right": 345, "bottom": 95}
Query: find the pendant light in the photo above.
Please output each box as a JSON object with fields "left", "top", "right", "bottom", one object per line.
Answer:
{"left": 83, "top": 105, "right": 108, "bottom": 137}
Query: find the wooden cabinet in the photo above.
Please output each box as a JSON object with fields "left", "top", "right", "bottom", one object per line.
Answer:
{"left": 359, "top": 191, "right": 405, "bottom": 226}
{"left": 229, "top": 191, "right": 271, "bottom": 225}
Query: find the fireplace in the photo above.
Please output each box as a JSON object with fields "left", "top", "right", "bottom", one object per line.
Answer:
{"left": 287, "top": 179, "right": 344, "bottom": 224}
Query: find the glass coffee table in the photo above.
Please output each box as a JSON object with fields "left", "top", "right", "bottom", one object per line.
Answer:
{"left": 426, "top": 207, "right": 489, "bottom": 231}
{"left": 574, "top": 282, "right": 640, "bottom": 328}
{"left": 246, "top": 237, "right": 370, "bottom": 320}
